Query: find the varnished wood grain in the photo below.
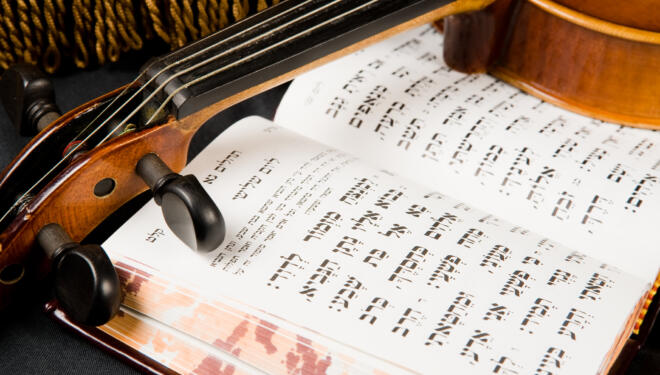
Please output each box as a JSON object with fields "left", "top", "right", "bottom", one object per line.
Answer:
{"left": 0, "top": 111, "right": 193, "bottom": 307}
{"left": 554, "top": 0, "right": 660, "bottom": 32}
{"left": 528, "top": 0, "right": 660, "bottom": 44}
{"left": 444, "top": 0, "right": 660, "bottom": 128}
{"left": 442, "top": 0, "right": 515, "bottom": 73}
{"left": 496, "top": 1, "right": 660, "bottom": 127}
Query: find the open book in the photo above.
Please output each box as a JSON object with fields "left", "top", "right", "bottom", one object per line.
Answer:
{"left": 66, "top": 25, "right": 660, "bottom": 374}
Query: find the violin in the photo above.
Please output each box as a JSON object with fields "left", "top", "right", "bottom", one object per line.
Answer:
{"left": 0, "top": 0, "right": 658, "bottom": 328}
{"left": 0, "top": 0, "right": 494, "bottom": 326}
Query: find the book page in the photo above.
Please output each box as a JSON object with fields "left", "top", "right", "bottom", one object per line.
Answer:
{"left": 275, "top": 25, "right": 660, "bottom": 284}
{"left": 105, "top": 116, "right": 646, "bottom": 375}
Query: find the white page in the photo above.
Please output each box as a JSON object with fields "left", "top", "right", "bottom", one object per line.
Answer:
{"left": 105, "top": 117, "right": 646, "bottom": 375}
{"left": 275, "top": 25, "right": 660, "bottom": 284}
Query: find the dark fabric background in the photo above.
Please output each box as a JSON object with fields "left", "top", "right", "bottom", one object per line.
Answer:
{"left": 0, "top": 50, "right": 658, "bottom": 374}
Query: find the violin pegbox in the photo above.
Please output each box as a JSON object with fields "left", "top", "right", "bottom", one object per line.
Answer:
{"left": 136, "top": 153, "right": 226, "bottom": 253}
{"left": 0, "top": 63, "right": 61, "bottom": 136}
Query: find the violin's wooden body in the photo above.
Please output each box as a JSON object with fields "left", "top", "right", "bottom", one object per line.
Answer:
{"left": 443, "top": 0, "right": 660, "bottom": 127}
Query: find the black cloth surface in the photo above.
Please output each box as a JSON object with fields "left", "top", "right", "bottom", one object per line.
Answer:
{"left": 0, "top": 52, "right": 659, "bottom": 374}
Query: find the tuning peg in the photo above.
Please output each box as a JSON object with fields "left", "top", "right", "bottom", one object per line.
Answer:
{"left": 0, "top": 63, "right": 61, "bottom": 136}
{"left": 37, "top": 223, "right": 120, "bottom": 326}
{"left": 136, "top": 153, "right": 225, "bottom": 252}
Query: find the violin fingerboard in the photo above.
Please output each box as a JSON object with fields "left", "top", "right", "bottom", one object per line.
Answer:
{"left": 141, "top": 0, "right": 453, "bottom": 120}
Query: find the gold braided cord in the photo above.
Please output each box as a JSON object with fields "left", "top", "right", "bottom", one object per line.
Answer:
{"left": 219, "top": 0, "right": 229, "bottom": 28}
{"left": 29, "top": 0, "right": 45, "bottom": 52}
{"left": 114, "top": 0, "right": 129, "bottom": 50}
{"left": 92, "top": 0, "right": 106, "bottom": 64}
{"left": 207, "top": 0, "right": 218, "bottom": 31}
{"left": 0, "top": 7, "right": 14, "bottom": 70}
{"left": 182, "top": 0, "right": 199, "bottom": 40}
{"left": 138, "top": 0, "right": 154, "bottom": 40}
{"left": 232, "top": 0, "right": 248, "bottom": 21}
{"left": 72, "top": 0, "right": 93, "bottom": 68}
{"left": 43, "top": 0, "right": 60, "bottom": 72}
{"left": 103, "top": 0, "right": 121, "bottom": 62}
{"left": 17, "top": 0, "right": 37, "bottom": 64}
{"left": 168, "top": 0, "right": 187, "bottom": 49}
{"left": 197, "top": 0, "right": 210, "bottom": 38}
{"left": 2, "top": 0, "right": 24, "bottom": 60}
{"left": 144, "top": 0, "right": 170, "bottom": 43}
{"left": 115, "top": 0, "right": 142, "bottom": 51}
{"left": 0, "top": 0, "right": 280, "bottom": 74}
{"left": 54, "top": 0, "right": 69, "bottom": 47}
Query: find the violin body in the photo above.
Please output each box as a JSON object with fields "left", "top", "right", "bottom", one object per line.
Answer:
{"left": 443, "top": 0, "right": 660, "bottom": 127}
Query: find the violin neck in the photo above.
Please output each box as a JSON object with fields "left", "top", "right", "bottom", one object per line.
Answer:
{"left": 140, "top": 0, "right": 457, "bottom": 120}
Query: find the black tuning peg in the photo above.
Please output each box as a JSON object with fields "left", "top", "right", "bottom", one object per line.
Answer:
{"left": 0, "top": 63, "right": 61, "bottom": 136}
{"left": 136, "top": 153, "right": 225, "bottom": 252}
{"left": 37, "top": 223, "right": 120, "bottom": 326}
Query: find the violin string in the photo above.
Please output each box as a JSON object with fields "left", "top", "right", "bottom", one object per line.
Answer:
{"left": 2, "top": 0, "right": 378, "bottom": 225}
{"left": 96, "top": 0, "right": 347, "bottom": 146}
{"left": 59, "top": 0, "right": 309, "bottom": 145}
{"left": 63, "top": 65, "right": 153, "bottom": 150}
{"left": 67, "top": 0, "right": 318, "bottom": 153}
{"left": 0, "top": 0, "right": 316, "bottom": 225}
{"left": 0, "top": 64, "right": 161, "bottom": 225}
{"left": 141, "top": 0, "right": 379, "bottom": 129}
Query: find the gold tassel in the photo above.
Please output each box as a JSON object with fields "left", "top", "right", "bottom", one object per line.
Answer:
{"left": 182, "top": 0, "right": 199, "bottom": 40}
{"left": 29, "top": 0, "right": 45, "bottom": 53}
{"left": 197, "top": 0, "right": 211, "bottom": 38}
{"left": 2, "top": 0, "right": 24, "bottom": 61}
{"left": 232, "top": 0, "right": 249, "bottom": 22}
{"left": 0, "top": 6, "right": 15, "bottom": 70}
{"left": 168, "top": 0, "right": 188, "bottom": 49}
{"left": 116, "top": 0, "right": 143, "bottom": 51}
{"left": 72, "top": 0, "right": 93, "bottom": 68}
{"left": 93, "top": 0, "right": 106, "bottom": 64}
{"left": 219, "top": 0, "right": 229, "bottom": 28}
{"left": 0, "top": 0, "right": 276, "bottom": 74}
{"left": 103, "top": 0, "right": 121, "bottom": 62}
{"left": 43, "top": 0, "right": 60, "bottom": 72}
{"left": 17, "top": 0, "right": 38, "bottom": 64}
{"left": 54, "top": 0, "right": 69, "bottom": 48}
{"left": 207, "top": 0, "right": 219, "bottom": 30}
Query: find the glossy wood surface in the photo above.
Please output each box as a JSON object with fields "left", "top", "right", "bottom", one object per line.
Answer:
{"left": 443, "top": 0, "right": 660, "bottom": 128}
{"left": 442, "top": 0, "right": 515, "bottom": 73}
{"left": 0, "top": 105, "right": 194, "bottom": 307}
{"left": 553, "top": 0, "right": 660, "bottom": 32}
